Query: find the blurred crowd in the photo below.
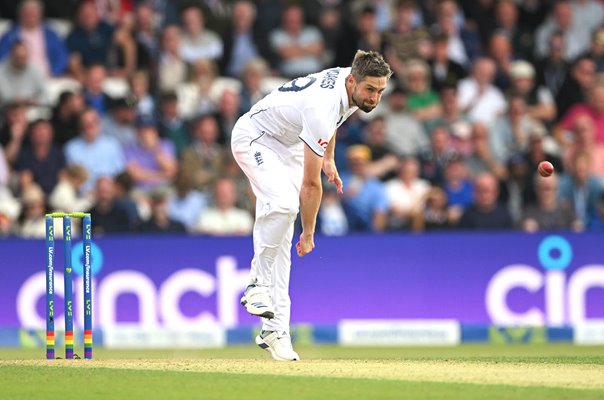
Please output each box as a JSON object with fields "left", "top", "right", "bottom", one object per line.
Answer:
{"left": 0, "top": 0, "right": 604, "bottom": 238}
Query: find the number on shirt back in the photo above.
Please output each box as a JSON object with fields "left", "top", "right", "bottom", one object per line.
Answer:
{"left": 278, "top": 77, "right": 317, "bottom": 92}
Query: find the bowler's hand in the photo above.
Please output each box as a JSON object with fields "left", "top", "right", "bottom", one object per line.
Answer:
{"left": 296, "top": 232, "right": 315, "bottom": 257}
{"left": 322, "top": 160, "right": 343, "bottom": 194}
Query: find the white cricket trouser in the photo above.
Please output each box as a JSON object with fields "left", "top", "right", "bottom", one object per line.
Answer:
{"left": 231, "top": 117, "right": 303, "bottom": 333}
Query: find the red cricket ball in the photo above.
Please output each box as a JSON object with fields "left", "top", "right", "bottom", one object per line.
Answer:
{"left": 538, "top": 161, "right": 554, "bottom": 177}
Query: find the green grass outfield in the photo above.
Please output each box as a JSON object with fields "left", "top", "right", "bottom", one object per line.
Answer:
{"left": 1, "top": 344, "right": 603, "bottom": 400}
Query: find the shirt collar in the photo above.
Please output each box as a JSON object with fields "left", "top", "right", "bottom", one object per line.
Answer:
{"left": 339, "top": 67, "right": 355, "bottom": 114}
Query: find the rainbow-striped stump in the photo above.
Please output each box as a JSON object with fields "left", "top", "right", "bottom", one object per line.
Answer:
{"left": 84, "top": 330, "right": 93, "bottom": 359}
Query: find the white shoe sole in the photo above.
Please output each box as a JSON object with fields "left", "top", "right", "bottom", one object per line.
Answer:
{"left": 240, "top": 296, "right": 275, "bottom": 319}
{"left": 255, "top": 335, "right": 299, "bottom": 361}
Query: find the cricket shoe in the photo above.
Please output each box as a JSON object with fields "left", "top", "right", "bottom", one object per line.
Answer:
{"left": 255, "top": 331, "right": 300, "bottom": 361}
{"left": 240, "top": 285, "right": 275, "bottom": 319}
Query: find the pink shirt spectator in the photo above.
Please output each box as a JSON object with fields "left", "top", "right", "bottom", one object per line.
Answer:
{"left": 20, "top": 27, "right": 49, "bottom": 76}
{"left": 561, "top": 104, "right": 604, "bottom": 144}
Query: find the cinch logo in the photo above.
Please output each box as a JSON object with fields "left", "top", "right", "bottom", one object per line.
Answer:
{"left": 486, "top": 235, "right": 604, "bottom": 326}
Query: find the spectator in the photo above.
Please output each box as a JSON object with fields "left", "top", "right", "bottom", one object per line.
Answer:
{"left": 0, "top": 0, "right": 68, "bottom": 76}
{"left": 340, "top": 145, "right": 389, "bottom": 232}
{"left": 522, "top": 173, "right": 581, "bottom": 232}
{"left": 425, "top": 84, "right": 473, "bottom": 156}
{"left": 457, "top": 57, "right": 507, "bottom": 126}
{"left": 96, "top": 0, "right": 133, "bottom": 24}
{"left": 507, "top": 60, "right": 557, "bottom": 125}
{"left": 428, "top": 33, "right": 466, "bottom": 92}
{"left": 269, "top": 5, "right": 324, "bottom": 78}
{"left": 239, "top": 58, "right": 270, "bottom": 114}
{"left": 100, "top": 97, "right": 138, "bottom": 147}
{"left": 223, "top": 156, "right": 255, "bottom": 214}
{"left": 167, "top": 173, "right": 208, "bottom": 232}
{"left": 404, "top": 58, "right": 442, "bottom": 122}
{"left": 0, "top": 211, "right": 16, "bottom": 237}
{"left": 13, "top": 119, "right": 65, "bottom": 195}
{"left": 584, "top": 26, "right": 604, "bottom": 73}
{"left": 190, "top": 59, "right": 219, "bottom": 116}
{"left": 157, "top": 25, "right": 188, "bottom": 93}
{"left": 382, "top": 0, "right": 429, "bottom": 77}
{"left": 333, "top": 112, "right": 365, "bottom": 170}
{"left": 179, "top": 5, "right": 223, "bottom": 63}
{"left": 524, "top": 127, "right": 564, "bottom": 179}
{"left": 0, "top": 101, "right": 29, "bottom": 165}
{"left": 555, "top": 56, "right": 595, "bottom": 119}
{"left": 0, "top": 41, "right": 47, "bottom": 106}
{"left": 534, "top": 31, "right": 569, "bottom": 99}
{"left": 128, "top": 71, "right": 155, "bottom": 119}
{"left": 569, "top": 0, "right": 604, "bottom": 35}
{"left": 145, "top": 0, "right": 180, "bottom": 28}
{"left": 431, "top": 0, "right": 481, "bottom": 68}
{"left": 535, "top": 0, "right": 590, "bottom": 62}
{"left": 362, "top": 116, "right": 400, "bottom": 181}
{"left": 65, "top": 108, "right": 125, "bottom": 192}
{"left": 411, "top": 185, "right": 454, "bottom": 231}
{"left": 48, "top": 164, "right": 94, "bottom": 213}
{"left": 310, "top": 4, "right": 343, "bottom": 66}
{"left": 418, "top": 125, "right": 458, "bottom": 185}
{"left": 462, "top": 0, "right": 496, "bottom": 45}
{"left": 458, "top": 172, "right": 514, "bottom": 229}
{"left": 465, "top": 122, "right": 507, "bottom": 180}
{"left": 51, "top": 91, "right": 86, "bottom": 146}
{"left": 0, "top": 146, "right": 8, "bottom": 187}
{"left": 557, "top": 81, "right": 604, "bottom": 147}
{"left": 194, "top": 1, "right": 231, "bottom": 35}
{"left": 82, "top": 64, "right": 112, "bottom": 116}
{"left": 157, "top": 91, "right": 190, "bottom": 157}
{"left": 586, "top": 193, "right": 604, "bottom": 230}
{"left": 318, "top": 185, "right": 348, "bottom": 236}
{"left": 380, "top": 86, "right": 429, "bottom": 157}
{"left": 124, "top": 116, "right": 178, "bottom": 193}
{"left": 490, "top": 95, "right": 547, "bottom": 166}
{"left": 251, "top": 0, "right": 282, "bottom": 64}
{"left": 139, "top": 188, "right": 187, "bottom": 234}
{"left": 561, "top": 114, "right": 604, "bottom": 175}
{"left": 493, "top": 0, "right": 534, "bottom": 61}
{"left": 109, "top": 15, "right": 152, "bottom": 78}
{"left": 558, "top": 151, "right": 604, "bottom": 225}
{"left": 133, "top": 3, "right": 160, "bottom": 60}
{"left": 180, "top": 114, "right": 227, "bottom": 194}
{"left": 113, "top": 171, "right": 143, "bottom": 230}
{"left": 334, "top": 4, "right": 382, "bottom": 68}
{"left": 385, "top": 157, "right": 430, "bottom": 230}
{"left": 89, "top": 176, "right": 132, "bottom": 235}
{"left": 17, "top": 183, "right": 46, "bottom": 238}
{"left": 500, "top": 152, "right": 536, "bottom": 223}
{"left": 220, "top": 0, "right": 261, "bottom": 77}
{"left": 216, "top": 88, "right": 242, "bottom": 145}
{"left": 0, "top": 181, "right": 21, "bottom": 228}
{"left": 194, "top": 177, "right": 253, "bottom": 236}
{"left": 66, "top": 1, "right": 115, "bottom": 77}
{"left": 442, "top": 156, "right": 474, "bottom": 218}
{"left": 488, "top": 31, "right": 515, "bottom": 92}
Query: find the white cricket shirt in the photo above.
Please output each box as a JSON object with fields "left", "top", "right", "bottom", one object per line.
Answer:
{"left": 248, "top": 67, "right": 358, "bottom": 158}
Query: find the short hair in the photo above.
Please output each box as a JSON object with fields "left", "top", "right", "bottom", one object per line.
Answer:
{"left": 350, "top": 50, "right": 392, "bottom": 81}
{"left": 160, "top": 91, "right": 178, "bottom": 103}
{"left": 65, "top": 164, "right": 89, "bottom": 182}
{"left": 19, "top": 0, "right": 43, "bottom": 15}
